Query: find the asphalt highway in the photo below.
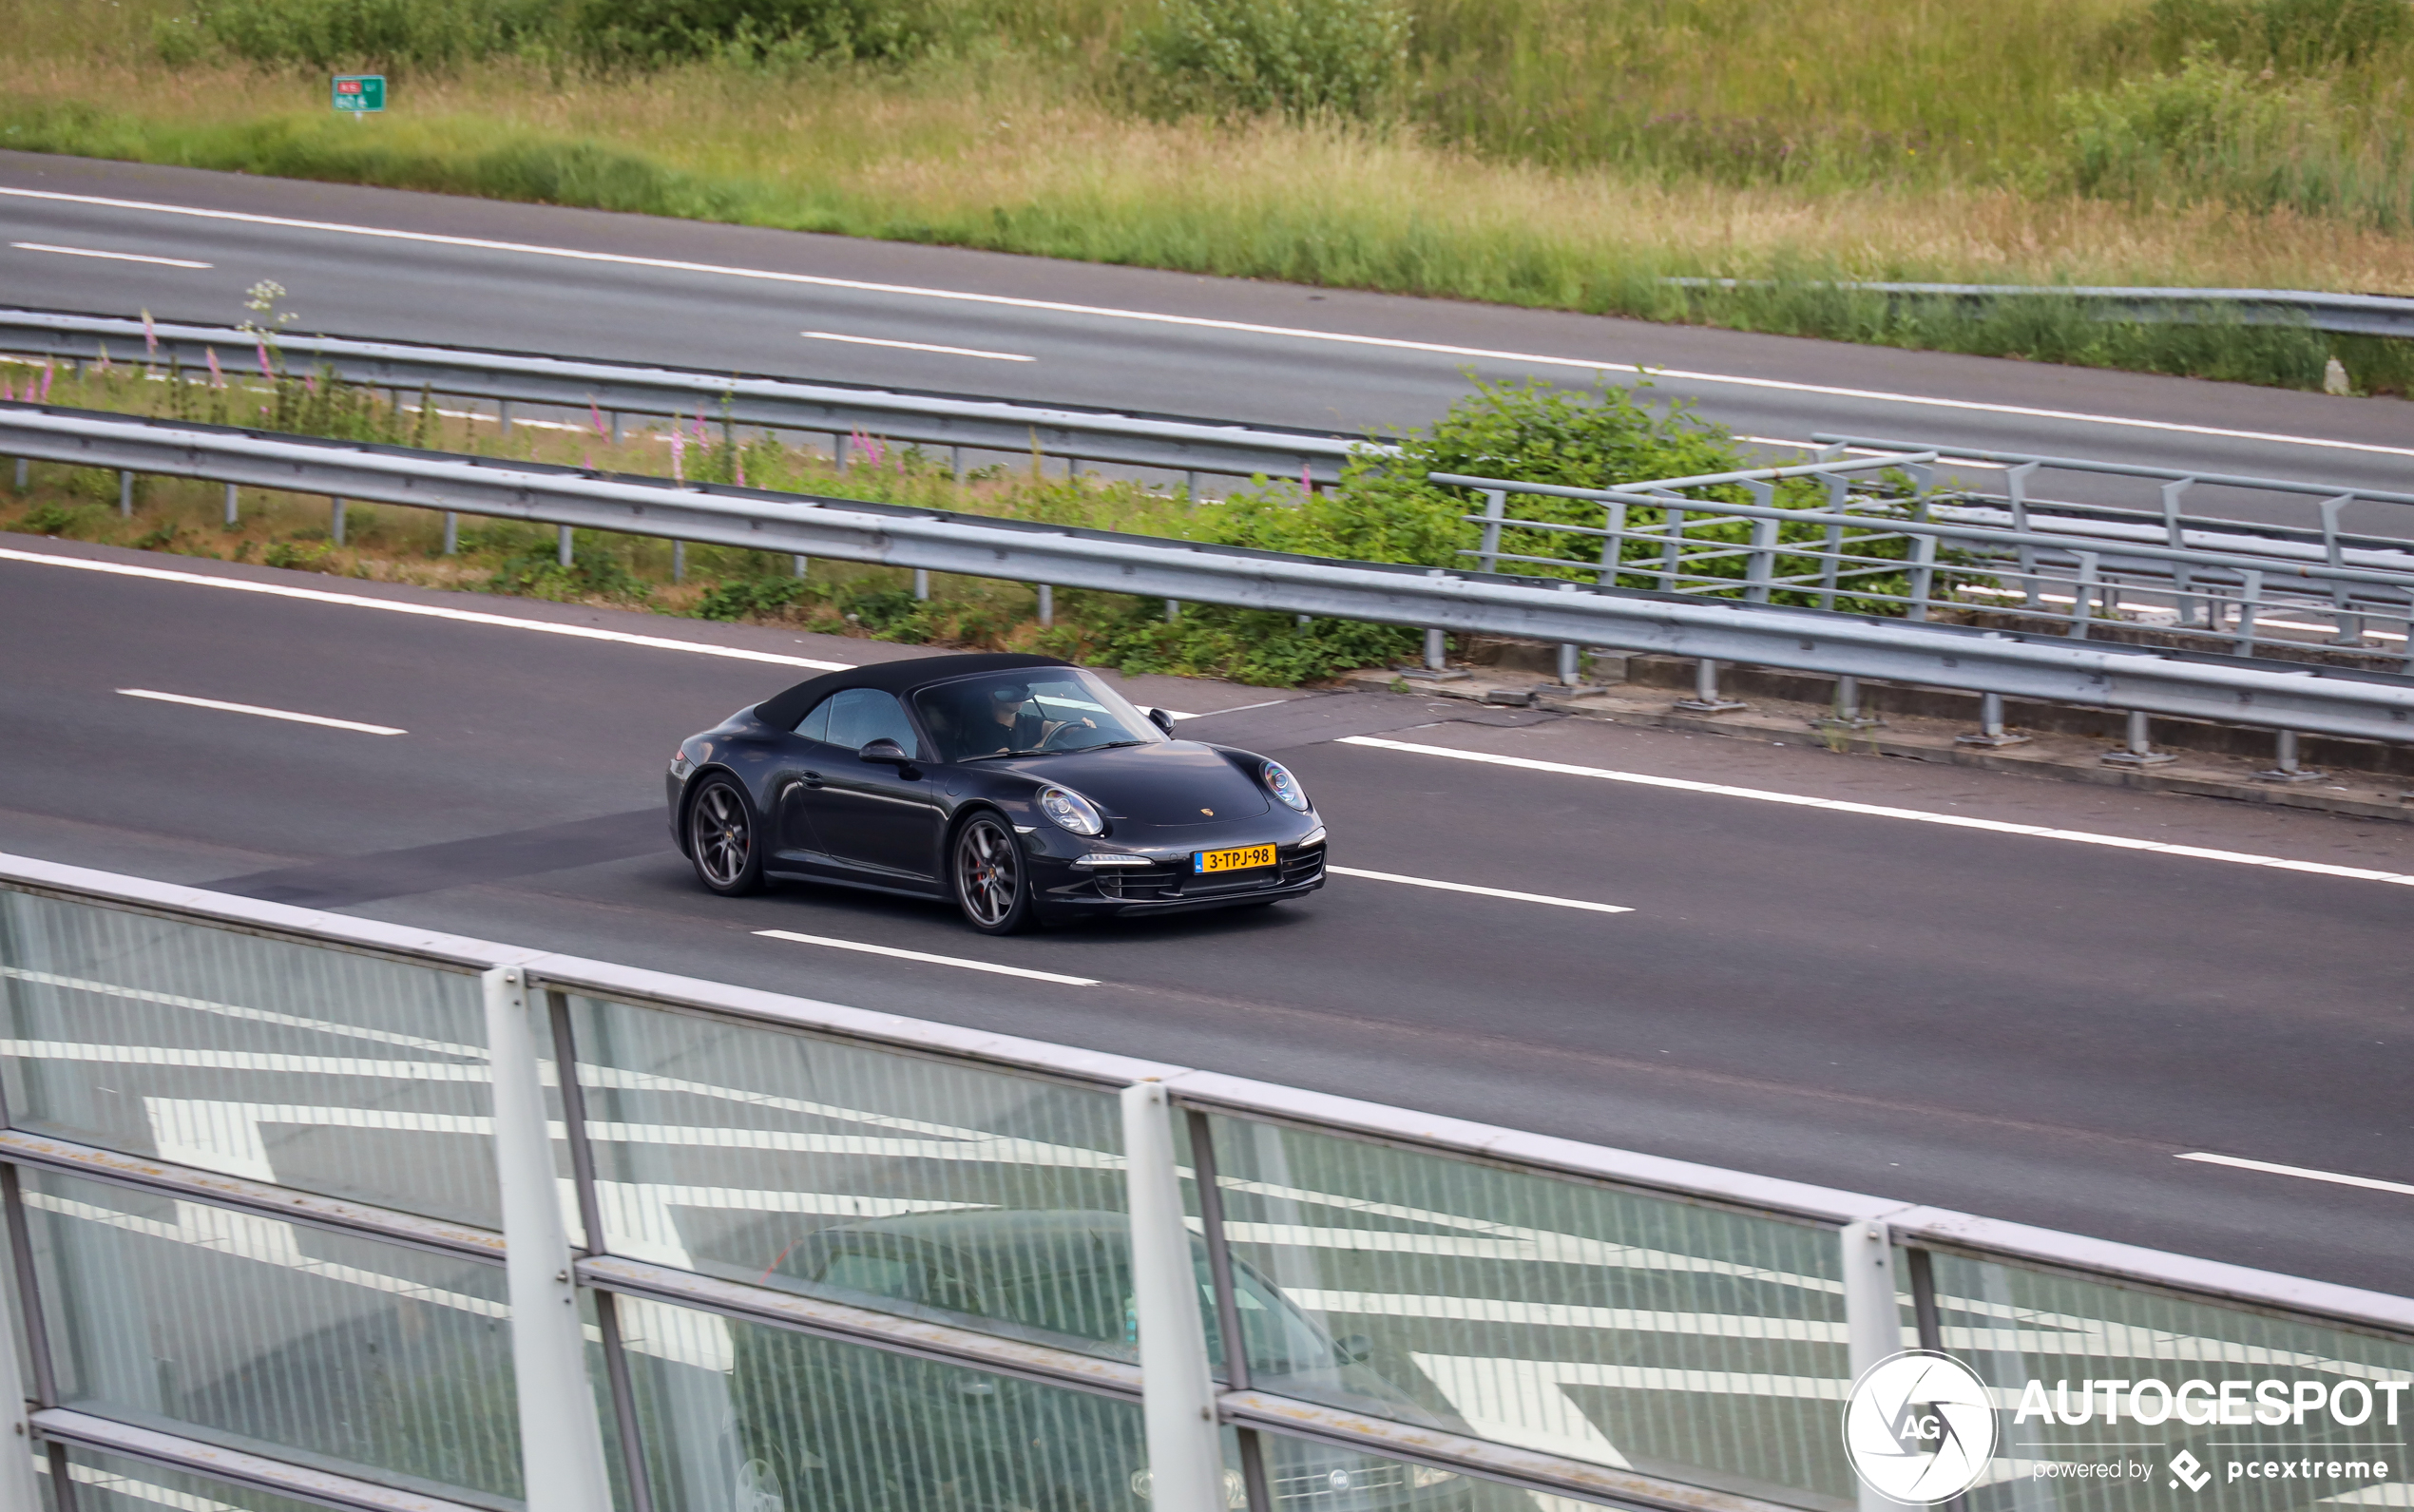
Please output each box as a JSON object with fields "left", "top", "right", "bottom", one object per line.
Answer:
{"left": 5, "top": 152, "right": 2414, "bottom": 531}
{"left": 1, "top": 535, "right": 2406, "bottom": 1295}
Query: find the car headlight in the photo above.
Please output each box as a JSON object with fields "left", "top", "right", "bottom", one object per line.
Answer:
{"left": 1262, "top": 760, "right": 1310, "bottom": 812}
{"left": 1038, "top": 785, "right": 1105, "bottom": 836}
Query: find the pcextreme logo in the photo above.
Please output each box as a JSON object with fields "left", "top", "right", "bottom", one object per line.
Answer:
{"left": 1844, "top": 1350, "right": 2001, "bottom": 1505}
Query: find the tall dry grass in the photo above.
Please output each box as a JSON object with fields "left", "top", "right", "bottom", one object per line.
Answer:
{"left": 4, "top": 0, "right": 2413, "bottom": 392}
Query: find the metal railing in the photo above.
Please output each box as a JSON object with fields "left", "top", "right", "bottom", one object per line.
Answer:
{"left": 0, "top": 308, "right": 1391, "bottom": 487}
{"left": 0, "top": 852, "right": 2406, "bottom": 1512}
{"left": 8, "top": 402, "right": 2414, "bottom": 748}
{"left": 1661, "top": 279, "right": 2414, "bottom": 338}
{"left": 1441, "top": 445, "right": 2414, "bottom": 668}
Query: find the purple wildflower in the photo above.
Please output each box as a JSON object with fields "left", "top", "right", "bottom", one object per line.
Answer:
{"left": 589, "top": 399, "right": 607, "bottom": 438}
{"left": 143, "top": 310, "right": 158, "bottom": 356}
{"left": 669, "top": 431, "right": 686, "bottom": 483}
{"left": 205, "top": 349, "right": 224, "bottom": 389}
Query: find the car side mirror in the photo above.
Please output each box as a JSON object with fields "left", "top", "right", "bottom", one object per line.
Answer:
{"left": 858, "top": 737, "right": 914, "bottom": 768}
{"left": 1336, "top": 1332, "right": 1373, "bottom": 1365}
{"left": 1147, "top": 708, "right": 1176, "bottom": 736}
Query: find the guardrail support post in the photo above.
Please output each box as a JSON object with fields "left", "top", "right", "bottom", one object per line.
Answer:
{"left": 331, "top": 497, "right": 346, "bottom": 546}
{"left": 10, "top": 459, "right": 24, "bottom": 494}
{"left": 483, "top": 966, "right": 615, "bottom": 1512}
{"left": 498, "top": 400, "right": 513, "bottom": 438}
{"left": 1036, "top": 584, "right": 1054, "bottom": 626}
{"left": 116, "top": 471, "right": 132, "bottom": 518}
{"left": 1165, "top": 600, "right": 1180, "bottom": 622}
{"left": 1185, "top": 470, "right": 1199, "bottom": 501}
{"left": 442, "top": 511, "right": 458, "bottom": 555}
{"left": 607, "top": 411, "right": 621, "bottom": 446}
{"left": 912, "top": 568, "right": 929, "bottom": 602}
{"left": 1675, "top": 659, "right": 1746, "bottom": 714}
{"left": 950, "top": 446, "right": 964, "bottom": 481}
{"left": 670, "top": 542, "right": 685, "bottom": 583}
{"left": 791, "top": 553, "right": 806, "bottom": 580}
{"left": 1121, "top": 1081, "right": 1224, "bottom": 1512}
{"left": 1840, "top": 1217, "right": 1905, "bottom": 1512}
{"left": 222, "top": 483, "right": 239, "bottom": 526}
{"left": 2255, "top": 730, "right": 2325, "bottom": 783}
{"left": 2101, "top": 710, "right": 2175, "bottom": 768}
{"left": 1813, "top": 675, "right": 1881, "bottom": 732}
{"left": 1423, "top": 626, "right": 1446, "bottom": 672}
{"left": 1956, "top": 692, "right": 2028, "bottom": 748}
{"left": 833, "top": 432, "right": 848, "bottom": 473}
{"left": 557, "top": 525, "right": 573, "bottom": 568}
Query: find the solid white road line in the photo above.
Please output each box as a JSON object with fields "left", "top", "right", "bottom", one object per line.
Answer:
{"left": 802, "top": 331, "right": 1033, "bottom": 362}
{"left": 1328, "top": 865, "right": 1633, "bottom": 913}
{"left": 117, "top": 687, "right": 406, "bottom": 735}
{"left": 10, "top": 240, "right": 212, "bottom": 269}
{"left": 1, "top": 547, "right": 853, "bottom": 670}
{"left": 1336, "top": 735, "right": 2414, "bottom": 888}
{"left": 8, "top": 187, "right": 2408, "bottom": 463}
{"left": 2177, "top": 1152, "right": 2414, "bottom": 1198}
{"left": 754, "top": 929, "right": 1098, "bottom": 986}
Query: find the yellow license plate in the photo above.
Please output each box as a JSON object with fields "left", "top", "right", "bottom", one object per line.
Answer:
{"left": 1195, "top": 843, "right": 1276, "bottom": 873}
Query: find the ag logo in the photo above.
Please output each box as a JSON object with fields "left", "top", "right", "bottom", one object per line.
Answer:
{"left": 1843, "top": 1350, "right": 1999, "bottom": 1504}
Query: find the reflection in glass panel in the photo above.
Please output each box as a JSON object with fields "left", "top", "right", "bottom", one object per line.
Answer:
{"left": 46, "top": 1446, "right": 336, "bottom": 1512}
{"left": 1931, "top": 1255, "right": 2414, "bottom": 1512}
{"left": 1206, "top": 1117, "right": 1855, "bottom": 1511}
{"left": 616, "top": 1293, "right": 1159, "bottom": 1512}
{"left": 1250, "top": 1435, "right": 1539, "bottom": 1512}
{"left": 24, "top": 1169, "right": 522, "bottom": 1507}
{"left": 0, "top": 891, "right": 499, "bottom": 1228}
{"left": 567, "top": 997, "right": 1129, "bottom": 1353}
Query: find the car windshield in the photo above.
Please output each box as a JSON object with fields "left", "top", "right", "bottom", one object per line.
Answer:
{"left": 913, "top": 668, "right": 1165, "bottom": 764}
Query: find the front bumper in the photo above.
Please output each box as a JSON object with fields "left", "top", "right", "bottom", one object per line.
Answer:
{"left": 1035, "top": 838, "right": 1326, "bottom": 918}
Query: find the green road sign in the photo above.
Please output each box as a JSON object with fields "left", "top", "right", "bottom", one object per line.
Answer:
{"left": 332, "top": 74, "right": 385, "bottom": 112}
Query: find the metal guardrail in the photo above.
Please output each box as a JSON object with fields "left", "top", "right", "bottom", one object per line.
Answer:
{"left": 8, "top": 402, "right": 2414, "bottom": 745}
{"left": 1662, "top": 279, "right": 2414, "bottom": 338}
{"left": 0, "top": 307, "right": 1391, "bottom": 486}
{"left": 0, "top": 853, "right": 2406, "bottom": 1512}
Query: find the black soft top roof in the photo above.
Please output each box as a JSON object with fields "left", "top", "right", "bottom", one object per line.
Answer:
{"left": 754, "top": 652, "right": 1072, "bottom": 731}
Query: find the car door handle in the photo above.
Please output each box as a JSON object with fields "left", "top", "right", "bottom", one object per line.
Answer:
{"left": 802, "top": 772, "right": 824, "bottom": 788}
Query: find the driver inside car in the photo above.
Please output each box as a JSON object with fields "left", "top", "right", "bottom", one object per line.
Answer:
{"left": 968, "top": 680, "right": 1097, "bottom": 756}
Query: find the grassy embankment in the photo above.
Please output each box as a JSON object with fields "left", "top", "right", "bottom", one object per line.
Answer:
{"left": 4, "top": 0, "right": 2414, "bottom": 392}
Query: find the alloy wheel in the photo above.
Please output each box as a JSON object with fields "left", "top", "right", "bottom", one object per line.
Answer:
{"left": 692, "top": 782, "right": 753, "bottom": 890}
{"left": 955, "top": 816, "right": 1025, "bottom": 930}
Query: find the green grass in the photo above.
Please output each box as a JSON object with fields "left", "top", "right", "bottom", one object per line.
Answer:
{"left": 4, "top": 0, "right": 2412, "bottom": 394}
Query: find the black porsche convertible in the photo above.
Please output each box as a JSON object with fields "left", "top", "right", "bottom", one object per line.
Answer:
{"left": 667, "top": 653, "right": 1326, "bottom": 932}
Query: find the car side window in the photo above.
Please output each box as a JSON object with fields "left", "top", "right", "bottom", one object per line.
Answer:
{"left": 794, "top": 694, "right": 834, "bottom": 743}
{"left": 824, "top": 688, "right": 918, "bottom": 756}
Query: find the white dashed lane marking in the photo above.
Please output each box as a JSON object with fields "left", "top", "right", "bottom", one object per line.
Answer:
{"left": 117, "top": 688, "right": 406, "bottom": 735}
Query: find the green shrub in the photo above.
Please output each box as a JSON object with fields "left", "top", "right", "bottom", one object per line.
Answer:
{"left": 487, "top": 535, "right": 651, "bottom": 602}
{"left": 1131, "top": 0, "right": 1410, "bottom": 119}
{"left": 571, "top": 0, "right": 953, "bottom": 66}
{"left": 12, "top": 501, "right": 89, "bottom": 536}
{"left": 179, "top": 0, "right": 562, "bottom": 70}
{"left": 695, "top": 573, "right": 811, "bottom": 621}
{"left": 1203, "top": 374, "right": 1742, "bottom": 570}
{"left": 2058, "top": 50, "right": 2414, "bottom": 230}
